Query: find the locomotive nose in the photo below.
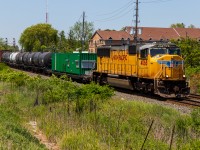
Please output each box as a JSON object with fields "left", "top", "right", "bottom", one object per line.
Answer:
{"left": 157, "top": 55, "right": 184, "bottom": 80}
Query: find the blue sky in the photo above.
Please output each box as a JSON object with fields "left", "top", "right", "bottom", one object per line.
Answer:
{"left": 0, "top": 0, "right": 199, "bottom": 47}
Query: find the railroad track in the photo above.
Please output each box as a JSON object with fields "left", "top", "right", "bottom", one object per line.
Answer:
{"left": 166, "top": 94, "right": 200, "bottom": 108}
{"left": 188, "top": 94, "right": 200, "bottom": 99}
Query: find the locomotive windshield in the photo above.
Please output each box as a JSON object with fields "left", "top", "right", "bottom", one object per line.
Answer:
{"left": 150, "top": 48, "right": 181, "bottom": 57}
{"left": 150, "top": 48, "right": 166, "bottom": 57}
{"left": 167, "top": 48, "right": 181, "bottom": 55}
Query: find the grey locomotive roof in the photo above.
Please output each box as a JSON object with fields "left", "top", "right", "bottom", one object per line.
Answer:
{"left": 139, "top": 43, "right": 156, "bottom": 50}
{"left": 139, "top": 42, "right": 178, "bottom": 50}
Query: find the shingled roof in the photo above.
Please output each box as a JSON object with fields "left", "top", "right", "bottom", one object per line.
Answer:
{"left": 125, "top": 27, "right": 200, "bottom": 41}
{"left": 92, "top": 30, "right": 133, "bottom": 40}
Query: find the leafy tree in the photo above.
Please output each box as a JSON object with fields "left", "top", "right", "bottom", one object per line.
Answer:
{"left": 66, "top": 29, "right": 78, "bottom": 52}
{"left": 19, "top": 23, "right": 59, "bottom": 52}
{"left": 68, "top": 21, "right": 94, "bottom": 51}
{"left": 170, "top": 23, "right": 185, "bottom": 28}
{"left": 172, "top": 38, "right": 200, "bottom": 67}
{"left": 57, "top": 30, "right": 69, "bottom": 52}
{"left": 0, "top": 38, "right": 5, "bottom": 49}
{"left": 188, "top": 24, "right": 196, "bottom": 28}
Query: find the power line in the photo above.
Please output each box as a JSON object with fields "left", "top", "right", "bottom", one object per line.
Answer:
{"left": 141, "top": 0, "right": 173, "bottom": 3}
{"left": 94, "top": 7, "right": 134, "bottom": 22}
{"left": 94, "top": 2, "right": 134, "bottom": 22}
{"left": 96, "top": 0, "right": 134, "bottom": 16}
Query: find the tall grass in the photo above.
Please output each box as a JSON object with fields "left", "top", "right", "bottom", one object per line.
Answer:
{"left": 1, "top": 63, "right": 200, "bottom": 149}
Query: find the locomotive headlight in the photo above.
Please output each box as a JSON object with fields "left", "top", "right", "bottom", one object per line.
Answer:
{"left": 166, "top": 75, "right": 169, "bottom": 78}
{"left": 183, "top": 75, "right": 186, "bottom": 78}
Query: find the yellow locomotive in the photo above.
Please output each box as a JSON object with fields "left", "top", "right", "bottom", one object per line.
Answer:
{"left": 93, "top": 42, "right": 190, "bottom": 98}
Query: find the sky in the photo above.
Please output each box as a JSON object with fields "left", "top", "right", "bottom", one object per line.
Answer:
{"left": 0, "top": 0, "right": 199, "bottom": 47}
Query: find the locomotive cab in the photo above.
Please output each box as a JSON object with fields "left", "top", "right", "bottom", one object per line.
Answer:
{"left": 138, "top": 43, "right": 189, "bottom": 97}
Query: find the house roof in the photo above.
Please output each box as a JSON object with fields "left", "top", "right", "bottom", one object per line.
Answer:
{"left": 92, "top": 30, "right": 133, "bottom": 40}
{"left": 125, "top": 26, "right": 200, "bottom": 41}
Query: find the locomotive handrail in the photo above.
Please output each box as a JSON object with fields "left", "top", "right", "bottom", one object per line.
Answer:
{"left": 153, "top": 64, "right": 163, "bottom": 92}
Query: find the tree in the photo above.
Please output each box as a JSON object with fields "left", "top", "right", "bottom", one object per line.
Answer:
{"left": 67, "top": 21, "right": 94, "bottom": 51}
{"left": 170, "top": 23, "right": 185, "bottom": 28}
{"left": 172, "top": 38, "right": 200, "bottom": 67}
{"left": 19, "top": 23, "right": 59, "bottom": 52}
{"left": 66, "top": 29, "right": 77, "bottom": 52}
{"left": 0, "top": 38, "right": 5, "bottom": 49}
{"left": 188, "top": 24, "right": 196, "bottom": 28}
{"left": 57, "top": 30, "right": 70, "bottom": 52}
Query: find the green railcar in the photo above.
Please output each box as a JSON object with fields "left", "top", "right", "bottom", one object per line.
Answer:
{"left": 52, "top": 52, "right": 97, "bottom": 82}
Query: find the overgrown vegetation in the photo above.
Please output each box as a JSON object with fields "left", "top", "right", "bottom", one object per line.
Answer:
{"left": 0, "top": 63, "right": 200, "bottom": 149}
{"left": 172, "top": 38, "right": 200, "bottom": 94}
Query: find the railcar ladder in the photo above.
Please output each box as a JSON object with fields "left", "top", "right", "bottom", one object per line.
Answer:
{"left": 154, "top": 66, "right": 164, "bottom": 93}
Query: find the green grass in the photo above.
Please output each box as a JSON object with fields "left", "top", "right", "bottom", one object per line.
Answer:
{"left": 0, "top": 85, "right": 46, "bottom": 149}
{"left": 1, "top": 63, "right": 200, "bottom": 149}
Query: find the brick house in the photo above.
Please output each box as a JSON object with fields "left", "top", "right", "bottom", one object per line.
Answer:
{"left": 125, "top": 26, "right": 200, "bottom": 41}
{"left": 89, "top": 27, "right": 200, "bottom": 53}
{"left": 89, "top": 30, "right": 134, "bottom": 53}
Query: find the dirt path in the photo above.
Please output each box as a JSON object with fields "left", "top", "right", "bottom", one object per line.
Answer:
{"left": 28, "top": 121, "right": 59, "bottom": 150}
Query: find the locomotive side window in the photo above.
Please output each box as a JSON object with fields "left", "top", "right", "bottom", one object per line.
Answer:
{"left": 140, "top": 48, "right": 148, "bottom": 58}
{"left": 97, "top": 47, "right": 110, "bottom": 57}
{"left": 128, "top": 45, "right": 137, "bottom": 55}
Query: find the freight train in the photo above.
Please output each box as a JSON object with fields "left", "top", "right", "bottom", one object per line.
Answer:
{"left": 1, "top": 42, "right": 190, "bottom": 98}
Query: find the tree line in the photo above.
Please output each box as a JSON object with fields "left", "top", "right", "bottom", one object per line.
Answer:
{"left": 0, "top": 21, "right": 94, "bottom": 53}
{"left": 1, "top": 22, "right": 200, "bottom": 70}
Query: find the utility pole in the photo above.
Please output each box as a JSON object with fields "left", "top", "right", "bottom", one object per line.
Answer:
{"left": 5, "top": 38, "right": 8, "bottom": 50}
{"left": 81, "top": 11, "right": 85, "bottom": 52}
{"left": 134, "top": 0, "right": 139, "bottom": 43}
{"left": 46, "top": 0, "right": 49, "bottom": 23}
{"left": 13, "top": 38, "right": 16, "bottom": 51}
